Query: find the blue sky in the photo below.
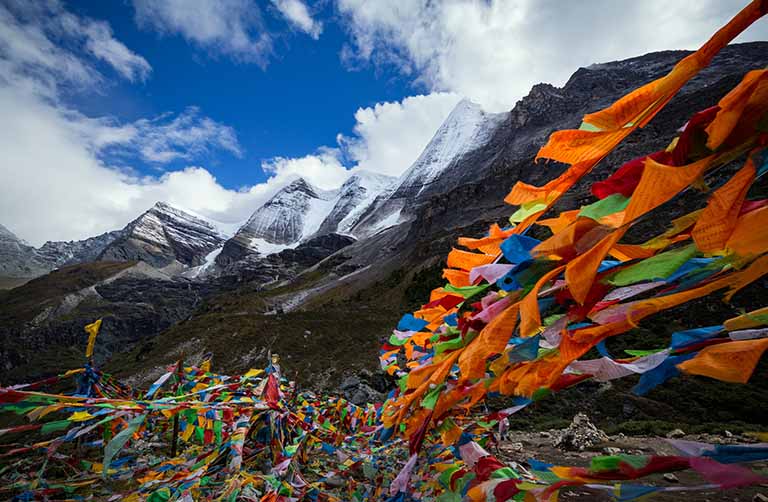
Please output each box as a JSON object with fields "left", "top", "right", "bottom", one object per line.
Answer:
{"left": 1, "top": 0, "right": 765, "bottom": 245}
{"left": 65, "top": 1, "right": 415, "bottom": 189}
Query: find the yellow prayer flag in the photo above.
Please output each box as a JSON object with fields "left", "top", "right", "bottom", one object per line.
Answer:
{"left": 84, "top": 319, "right": 102, "bottom": 358}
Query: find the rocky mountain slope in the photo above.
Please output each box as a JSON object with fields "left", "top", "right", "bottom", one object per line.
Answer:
{"left": 0, "top": 223, "right": 50, "bottom": 281}
{"left": 350, "top": 99, "right": 508, "bottom": 237}
{"left": 314, "top": 170, "right": 395, "bottom": 237}
{"left": 0, "top": 202, "right": 230, "bottom": 286}
{"left": 37, "top": 230, "right": 124, "bottom": 268}
{"left": 98, "top": 202, "right": 227, "bottom": 268}
{"left": 111, "top": 41, "right": 768, "bottom": 389}
{"left": 2, "top": 43, "right": 767, "bottom": 416}
{"left": 216, "top": 173, "right": 396, "bottom": 267}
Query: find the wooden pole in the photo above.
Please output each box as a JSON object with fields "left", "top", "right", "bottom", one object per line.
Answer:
{"left": 170, "top": 358, "right": 183, "bottom": 457}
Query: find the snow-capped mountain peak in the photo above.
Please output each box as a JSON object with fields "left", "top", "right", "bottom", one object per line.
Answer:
{"left": 392, "top": 98, "right": 506, "bottom": 197}
{"left": 313, "top": 170, "right": 397, "bottom": 237}
{"left": 98, "top": 201, "right": 226, "bottom": 268}
{"left": 346, "top": 99, "right": 508, "bottom": 238}
{"left": 237, "top": 177, "right": 339, "bottom": 247}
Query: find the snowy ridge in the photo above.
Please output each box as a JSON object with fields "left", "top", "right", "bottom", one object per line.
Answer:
{"left": 314, "top": 170, "right": 396, "bottom": 238}
{"left": 232, "top": 178, "right": 339, "bottom": 253}
{"left": 98, "top": 202, "right": 226, "bottom": 268}
{"left": 393, "top": 99, "right": 506, "bottom": 197}
{"left": 348, "top": 99, "right": 506, "bottom": 238}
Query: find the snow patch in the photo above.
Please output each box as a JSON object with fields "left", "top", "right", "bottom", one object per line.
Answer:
{"left": 186, "top": 247, "right": 223, "bottom": 278}
{"left": 249, "top": 238, "right": 295, "bottom": 256}
{"left": 369, "top": 209, "right": 402, "bottom": 234}
{"left": 300, "top": 195, "right": 336, "bottom": 241}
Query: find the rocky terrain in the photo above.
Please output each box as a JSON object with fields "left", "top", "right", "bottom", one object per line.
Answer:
{"left": 497, "top": 414, "right": 768, "bottom": 501}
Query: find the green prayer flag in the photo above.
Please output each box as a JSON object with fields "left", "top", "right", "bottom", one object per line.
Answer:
{"left": 102, "top": 413, "right": 146, "bottom": 478}
{"left": 607, "top": 244, "right": 697, "bottom": 286}
{"left": 444, "top": 283, "right": 489, "bottom": 298}
{"left": 578, "top": 194, "right": 629, "bottom": 221}
{"left": 510, "top": 200, "right": 548, "bottom": 223}
{"left": 41, "top": 420, "right": 71, "bottom": 434}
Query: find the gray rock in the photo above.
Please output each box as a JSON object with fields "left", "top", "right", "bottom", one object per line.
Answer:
{"left": 666, "top": 428, "right": 685, "bottom": 439}
{"left": 339, "top": 374, "right": 383, "bottom": 405}
{"left": 663, "top": 473, "right": 679, "bottom": 483}
{"left": 554, "top": 413, "right": 608, "bottom": 451}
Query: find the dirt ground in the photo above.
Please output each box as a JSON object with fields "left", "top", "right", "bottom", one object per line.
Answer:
{"left": 495, "top": 431, "right": 768, "bottom": 502}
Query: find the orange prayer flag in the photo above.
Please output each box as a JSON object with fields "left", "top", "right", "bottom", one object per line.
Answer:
{"left": 565, "top": 231, "right": 624, "bottom": 305}
{"left": 504, "top": 161, "right": 594, "bottom": 206}
{"left": 725, "top": 306, "right": 768, "bottom": 331}
{"left": 609, "top": 243, "right": 660, "bottom": 262}
{"left": 623, "top": 155, "right": 713, "bottom": 222}
{"left": 533, "top": 217, "right": 599, "bottom": 260}
{"left": 458, "top": 224, "right": 515, "bottom": 255}
{"left": 538, "top": 210, "right": 580, "bottom": 234}
{"left": 677, "top": 338, "right": 768, "bottom": 383}
{"left": 520, "top": 265, "right": 565, "bottom": 337}
{"left": 692, "top": 158, "right": 756, "bottom": 252}
{"left": 442, "top": 268, "right": 471, "bottom": 288}
{"left": 446, "top": 248, "right": 496, "bottom": 271}
{"left": 706, "top": 69, "right": 768, "bottom": 149}
{"left": 429, "top": 287, "right": 451, "bottom": 303}
{"left": 536, "top": 128, "right": 631, "bottom": 166}
{"left": 726, "top": 204, "right": 768, "bottom": 257}
{"left": 458, "top": 303, "right": 520, "bottom": 381}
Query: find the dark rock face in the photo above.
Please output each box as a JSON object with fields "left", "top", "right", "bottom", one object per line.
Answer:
{"left": 37, "top": 230, "right": 124, "bottom": 268}
{"left": 0, "top": 223, "right": 49, "bottom": 278}
{"left": 271, "top": 233, "right": 356, "bottom": 268}
{"left": 0, "top": 273, "right": 219, "bottom": 383}
{"left": 99, "top": 202, "right": 224, "bottom": 268}
{"left": 337, "top": 369, "right": 390, "bottom": 405}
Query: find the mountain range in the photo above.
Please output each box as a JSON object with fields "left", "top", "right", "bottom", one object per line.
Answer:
{"left": 1, "top": 42, "right": 767, "bottom": 418}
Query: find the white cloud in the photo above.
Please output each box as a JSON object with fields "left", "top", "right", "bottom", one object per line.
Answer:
{"left": 66, "top": 107, "right": 243, "bottom": 165}
{"left": 0, "top": 81, "right": 277, "bottom": 246}
{"left": 132, "top": 107, "right": 243, "bottom": 163}
{"left": 271, "top": 0, "right": 322, "bottom": 39}
{"left": 0, "top": 0, "right": 150, "bottom": 92}
{"left": 337, "top": 0, "right": 768, "bottom": 111}
{"left": 132, "top": 0, "right": 273, "bottom": 66}
{"left": 78, "top": 20, "right": 152, "bottom": 82}
{"left": 263, "top": 149, "right": 348, "bottom": 190}
{"left": 0, "top": 0, "right": 263, "bottom": 246}
{"left": 339, "top": 92, "right": 461, "bottom": 177}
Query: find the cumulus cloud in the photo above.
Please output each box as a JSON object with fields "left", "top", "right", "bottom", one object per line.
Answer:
{"left": 263, "top": 149, "right": 348, "bottom": 190}
{"left": 270, "top": 0, "right": 322, "bottom": 39}
{"left": 0, "top": 82, "right": 275, "bottom": 246}
{"left": 0, "top": 0, "right": 150, "bottom": 97}
{"left": 337, "top": 0, "right": 768, "bottom": 111}
{"left": 0, "top": 0, "right": 260, "bottom": 245}
{"left": 339, "top": 92, "right": 460, "bottom": 177}
{"left": 132, "top": 0, "right": 273, "bottom": 66}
